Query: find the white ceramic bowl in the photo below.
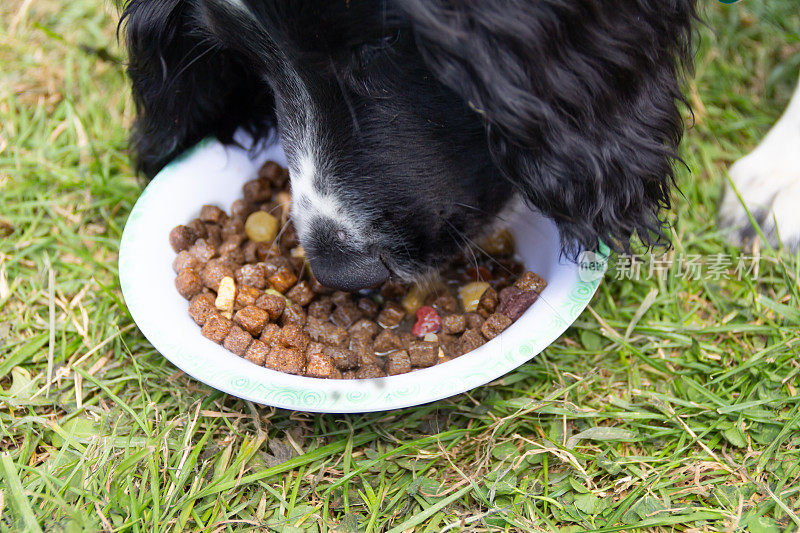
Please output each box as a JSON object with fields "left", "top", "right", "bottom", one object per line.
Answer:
{"left": 119, "top": 135, "right": 605, "bottom": 413}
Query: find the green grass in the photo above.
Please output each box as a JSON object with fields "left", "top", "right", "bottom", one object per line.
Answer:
{"left": 2, "top": 1, "right": 800, "bottom": 531}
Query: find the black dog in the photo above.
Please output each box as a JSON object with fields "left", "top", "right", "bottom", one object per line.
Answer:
{"left": 119, "top": 0, "right": 696, "bottom": 290}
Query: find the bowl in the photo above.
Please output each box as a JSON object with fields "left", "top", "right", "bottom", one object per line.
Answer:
{"left": 119, "top": 134, "right": 606, "bottom": 413}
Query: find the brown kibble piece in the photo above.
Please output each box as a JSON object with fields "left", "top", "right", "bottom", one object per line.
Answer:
{"left": 169, "top": 225, "right": 197, "bottom": 252}
{"left": 349, "top": 335, "right": 374, "bottom": 362}
{"left": 515, "top": 271, "right": 547, "bottom": 293}
{"left": 235, "top": 285, "right": 262, "bottom": 309}
{"left": 278, "top": 324, "right": 311, "bottom": 351}
{"left": 189, "top": 293, "right": 217, "bottom": 326}
{"left": 265, "top": 345, "right": 305, "bottom": 374}
{"left": 242, "top": 178, "right": 272, "bottom": 203}
{"left": 481, "top": 313, "right": 512, "bottom": 339}
{"left": 308, "top": 298, "right": 332, "bottom": 320}
{"left": 349, "top": 319, "right": 379, "bottom": 339}
{"left": 286, "top": 281, "right": 315, "bottom": 306}
{"left": 173, "top": 250, "right": 199, "bottom": 273}
{"left": 305, "top": 317, "right": 348, "bottom": 346}
{"left": 244, "top": 339, "right": 269, "bottom": 366}
{"left": 408, "top": 340, "right": 438, "bottom": 367}
{"left": 323, "top": 345, "right": 358, "bottom": 370}
{"left": 498, "top": 286, "right": 539, "bottom": 321}
{"left": 377, "top": 302, "right": 405, "bottom": 328}
{"left": 187, "top": 218, "right": 207, "bottom": 239}
{"left": 465, "top": 312, "right": 484, "bottom": 330}
{"left": 281, "top": 303, "right": 306, "bottom": 327}
{"left": 223, "top": 325, "right": 253, "bottom": 355}
{"left": 386, "top": 350, "right": 412, "bottom": 375}
{"left": 260, "top": 323, "right": 281, "bottom": 346}
{"left": 477, "top": 286, "right": 499, "bottom": 318}
{"left": 199, "top": 204, "right": 226, "bottom": 224}
{"left": 355, "top": 365, "right": 387, "bottom": 379}
{"left": 235, "top": 263, "right": 267, "bottom": 290}
{"left": 188, "top": 238, "right": 217, "bottom": 262}
{"left": 175, "top": 268, "right": 203, "bottom": 299}
{"left": 441, "top": 314, "right": 466, "bottom": 334}
{"left": 201, "top": 315, "right": 233, "bottom": 344}
{"left": 356, "top": 298, "right": 378, "bottom": 318}
{"left": 221, "top": 217, "right": 245, "bottom": 240}
{"left": 330, "top": 291, "right": 351, "bottom": 308}
{"left": 258, "top": 160, "right": 286, "bottom": 186}
{"left": 255, "top": 292, "right": 286, "bottom": 320}
{"left": 201, "top": 260, "right": 235, "bottom": 291}
{"left": 374, "top": 328, "right": 403, "bottom": 353}
{"left": 380, "top": 280, "right": 407, "bottom": 300}
{"left": 231, "top": 199, "right": 253, "bottom": 219}
{"left": 233, "top": 305, "right": 270, "bottom": 336}
{"left": 331, "top": 304, "right": 362, "bottom": 329}
{"left": 219, "top": 234, "right": 244, "bottom": 257}
{"left": 432, "top": 293, "right": 459, "bottom": 314}
{"left": 205, "top": 225, "right": 223, "bottom": 248}
{"left": 268, "top": 265, "right": 298, "bottom": 293}
{"left": 305, "top": 343, "right": 336, "bottom": 378}
{"left": 458, "top": 329, "right": 485, "bottom": 355}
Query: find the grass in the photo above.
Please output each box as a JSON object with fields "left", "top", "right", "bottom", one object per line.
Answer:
{"left": 1, "top": 0, "right": 800, "bottom": 531}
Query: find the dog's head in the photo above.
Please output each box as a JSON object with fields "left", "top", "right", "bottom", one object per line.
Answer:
{"left": 121, "top": 0, "right": 695, "bottom": 290}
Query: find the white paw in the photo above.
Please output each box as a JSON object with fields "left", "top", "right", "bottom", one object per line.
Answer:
{"left": 719, "top": 80, "right": 800, "bottom": 251}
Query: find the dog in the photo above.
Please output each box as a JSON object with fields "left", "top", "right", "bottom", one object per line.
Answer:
{"left": 119, "top": 0, "right": 696, "bottom": 291}
{"left": 720, "top": 74, "right": 800, "bottom": 252}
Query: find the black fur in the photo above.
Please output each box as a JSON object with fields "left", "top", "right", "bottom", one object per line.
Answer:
{"left": 118, "top": 0, "right": 696, "bottom": 289}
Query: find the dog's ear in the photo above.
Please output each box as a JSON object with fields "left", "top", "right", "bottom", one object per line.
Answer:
{"left": 118, "top": 0, "right": 274, "bottom": 178}
{"left": 398, "top": 0, "right": 696, "bottom": 255}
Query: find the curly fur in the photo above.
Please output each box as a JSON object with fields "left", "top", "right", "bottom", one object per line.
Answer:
{"left": 118, "top": 0, "right": 696, "bottom": 289}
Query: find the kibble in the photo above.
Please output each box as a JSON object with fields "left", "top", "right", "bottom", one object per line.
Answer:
{"left": 245, "top": 211, "right": 279, "bottom": 243}
{"left": 171, "top": 160, "right": 546, "bottom": 379}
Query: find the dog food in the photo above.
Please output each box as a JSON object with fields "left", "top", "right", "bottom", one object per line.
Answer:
{"left": 170, "top": 161, "right": 546, "bottom": 379}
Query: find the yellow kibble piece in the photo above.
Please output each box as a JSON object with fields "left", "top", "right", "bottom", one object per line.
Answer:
{"left": 401, "top": 284, "right": 426, "bottom": 315}
{"left": 215, "top": 276, "right": 236, "bottom": 319}
{"left": 244, "top": 211, "right": 279, "bottom": 243}
{"left": 459, "top": 281, "right": 490, "bottom": 312}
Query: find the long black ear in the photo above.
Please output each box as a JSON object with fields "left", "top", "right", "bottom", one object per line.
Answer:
{"left": 118, "top": 0, "right": 275, "bottom": 178}
{"left": 398, "top": 0, "right": 696, "bottom": 255}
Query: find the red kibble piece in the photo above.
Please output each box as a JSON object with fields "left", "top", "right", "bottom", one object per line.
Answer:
{"left": 411, "top": 306, "right": 441, "bottom": 337}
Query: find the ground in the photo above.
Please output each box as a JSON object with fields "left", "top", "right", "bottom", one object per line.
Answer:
{"left": 1, "top": 1, "right": 800, "bottom": 532}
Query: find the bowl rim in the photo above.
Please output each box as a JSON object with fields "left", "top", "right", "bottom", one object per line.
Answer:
{"left": 119, "top": 136, "right": 606, "bottom": 413}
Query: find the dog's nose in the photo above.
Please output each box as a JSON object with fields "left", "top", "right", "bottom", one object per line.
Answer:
{"left": 304, "top": 220, "right": 390, "bottom": 291}
{"left": 309, "top": 250, "right": 390, "bottom": 292}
